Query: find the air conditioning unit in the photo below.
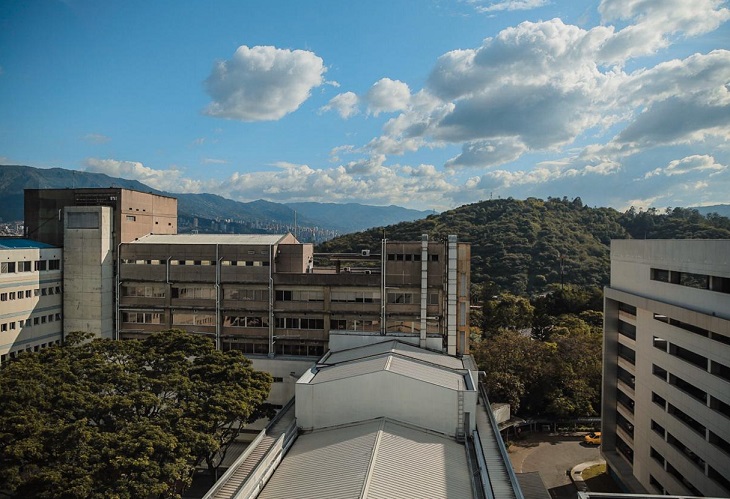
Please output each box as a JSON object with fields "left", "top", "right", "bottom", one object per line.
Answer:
{"left": 361, "top": 249, "right": 371, "bottom": 257}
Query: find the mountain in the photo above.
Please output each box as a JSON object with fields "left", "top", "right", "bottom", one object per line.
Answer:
{"left": 692, "top": 204, "right": 730, "bottom": 218}
{"left": 318, "top": 197, "right": 730, "bottom": 296}
{"left": 286, "top": 202, "right": 432, "bottom": 233}
{"left": 0, "top": 165, "right": 431, "bottom": 238}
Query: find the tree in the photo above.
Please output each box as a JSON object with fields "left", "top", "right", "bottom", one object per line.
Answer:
{"left": 0, "top": 330, "right": 272, "bottom": 498}
{"left": 482, "top": 292, "right": 534, "bottom": 338}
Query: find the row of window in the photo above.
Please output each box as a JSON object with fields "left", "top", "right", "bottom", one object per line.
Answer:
{"left": 121, "top": 285, "right": 165, "bottom": 298}
{"left": 223, "top": 339, "right": 325, "bottom": 358}
{"left": 386, "top": 253, "right": 439, "bottom": 262}
{"left": 652, "top": 365, "right": 730, "bottom": 422}
{"left": 0, "top": 340, "right": 62, "bottom": 365}
{"left": 0, "top": 286, "right": 61, "bottom": 302}
{"left": 651, "top": 268, "right": 730, "bottom": 293}
{"left": 122, "top": 312, "right": 164, "bottom": 324}
{"left": 1, "top": 259, "right": 60, "bottom": 274}
{"left": 653, "top": 313, "right": 730, "bottom": 346}
{"left": 653, "top": 336, "right": 730, "bottom": 383}
{"left": 121, "top": 258, "right": 270, "bottom": 266}
{"left": 651, "top": 438, "right": 729, "bottom": 496}
{"left": 1, "top": 313, "right": 62, "bottom": 332}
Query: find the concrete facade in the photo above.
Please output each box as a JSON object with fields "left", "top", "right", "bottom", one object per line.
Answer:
{"left": 62, "top": 207, "right": 115, "bottom": 338}
{"left": 602, "top": 239, "right": 730, "bottom": 497}
{"left": 0, "top": 239, "right": 63, "bottom": 364}
{"left": 117, "top": 233, "right": 471, "bottom": 405}
{"left": 24, "top": 187, "right": 177, "bottom": 248}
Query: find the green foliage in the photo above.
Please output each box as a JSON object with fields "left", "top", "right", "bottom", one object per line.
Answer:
{"left": 0, "top": 330, "right": 272, "bottom": 498}
{"left": 482, "top": 292, "right": 534, "bottom": 338}
{"left": 318, "top": 197, "right": 730, "bottom": 295}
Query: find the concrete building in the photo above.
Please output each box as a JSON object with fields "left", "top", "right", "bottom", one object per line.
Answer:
{"left": 0, "top": 238, "right": 63, "bottom": 364}
{"left": 203, "top": 337, "right": 527, "bottom": 499}
{"left": 24, "top": 187, "right": 177, "bottom": 248}
{"left": 118, "top": 233, "right": 471, "bottom": 405}
{"left": 602, "top": 240, "right": 730, "bottom": 497}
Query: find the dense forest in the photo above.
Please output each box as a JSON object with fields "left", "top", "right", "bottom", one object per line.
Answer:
{"left": 318, "top": 197, "right": 730, "bottom": 296}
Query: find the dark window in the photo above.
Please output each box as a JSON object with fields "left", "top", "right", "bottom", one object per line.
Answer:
{"left": 679, "top": 272, "right": 709, "bottom": 289}
{"left": 618, "top": 302, "right": 637, "bottom": 315}
{"left": 651, "top": 420, "right": 665, "bottom": 438}
{"left": 618, "top": 320, "right": 636, "bottom": 340}
{"left": 668, "top": 403, "right": 706, "bottom": 435}
{"left": 651, "top": 268, "right": 670, "bottom": 282}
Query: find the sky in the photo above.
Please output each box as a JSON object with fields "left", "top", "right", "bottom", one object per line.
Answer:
{"left": 0, "top": 0, "right": 729, "bottom": 212}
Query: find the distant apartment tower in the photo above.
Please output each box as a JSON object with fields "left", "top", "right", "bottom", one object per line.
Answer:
{"left": 118, "top": 233, "right": 470, "bottom": 404}
{"left": 602, "top": 240, "right": 730, "bottom": 496}
{"left": 0, "top": 239, "right": 63, "bottom": 364}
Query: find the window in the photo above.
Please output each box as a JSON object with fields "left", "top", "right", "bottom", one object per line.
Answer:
{"left": 35, "top": 260, "right": 47, "bottom": 271}
{"left": 8, "top": 292, "right": 14, "bottom": 300}
{"left": 172, "top": 312, "right": 215, "bottom": 326}
{"left": 668, "top": 403, "right": 705, "bottom": 435}
{"left": 430, "top": 254, "right": 439, "bottom": 262}
{"left": 67, "top": 211, "right": 99, "bottom": 229}
{"left": 387, "top": 292, "right": 415, "bottom": 304}
{"left": 618, "top": 320, "right": 636, "bottom": 340}
{"left": 679, "top": 271, "right": 709, "bottom": 289}
{"left": 17, "top": 261, "right": 31, "bottom": 272}
{"left": 9, "top": 322, "right": 15, "bottom": 330}
{"left": 0, "top": 293, "right": 6, "bottom": 302}
{"left": 651, "top": 420, "right": 665, "bottom": 438}
{"left": 126, "top": 215, "right": 136, "bottom": 221}
{"left": 618, "top": 302, "right": 636, "bottom": 315}
{"left": 25, "top": 290, "right": 32, "bottom": 298}
{"left": 0, "top": 324, "right": 6, "bottom": 332}
{"left": 48, "top": 260, "right": 60, "bottom": 270}
{"left": 224, "top": 316, "right": 269, "bottom": 328}
{"left": 1, "top": 262, "right": 16, "bottom": 273}
{"left": 651, "top": 268, "right": 670, "bottom": 282}
{"left": 122, "top": 312, "right": 165, "bottom": 324}
{"left": 429, "top": 293, "right": 439, "bottom": 305}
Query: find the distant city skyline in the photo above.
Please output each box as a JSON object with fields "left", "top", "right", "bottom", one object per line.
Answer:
{"left": 1, "top": 0, "right": 728, "bottom": 211}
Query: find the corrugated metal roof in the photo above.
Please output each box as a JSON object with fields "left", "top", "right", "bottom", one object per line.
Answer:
{"left": 0, "top": 238, "right": 56, "bottom": 249}
{"left": 133, "top": 234, "right": 288, "bottom": 245}
{"left": 310, "top": 355, "right": 390, "bottom": 384}
{"left": 258, "top": 419, "right": 473, "bottom": 499}
{"left": 323, "top": 339, "right": 464, "bottom": 370}
{"left": 367, "top": 420, "right": 474, "bottom": 499}
{"left": 310, "top": 354, "right": 466, "bottom": 390}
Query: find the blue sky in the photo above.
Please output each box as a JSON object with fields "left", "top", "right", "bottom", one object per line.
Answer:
{"left": 1, "top": 0, "right": 729, "bottom": 211}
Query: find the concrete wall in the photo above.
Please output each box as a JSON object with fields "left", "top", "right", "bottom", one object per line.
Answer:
{"left": 63, "top": 206, "right": 114, "bottom": 338}
{"left": 0, "top": 245, "right": 63, "bottom": 361}
{"left": 249, "top": 357, "right": 317, "bottom": 406}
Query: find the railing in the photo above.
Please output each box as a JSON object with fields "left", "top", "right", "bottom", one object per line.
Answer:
{"left": 478, "top": 380, "right": 525, "bottom": 499}
{"left": 469, "top": 430, "right": 494, "bottom": 499}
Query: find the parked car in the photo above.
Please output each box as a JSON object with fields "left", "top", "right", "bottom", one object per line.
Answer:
{"left": 584, "top": 431, "right": 601, "bottom": 445}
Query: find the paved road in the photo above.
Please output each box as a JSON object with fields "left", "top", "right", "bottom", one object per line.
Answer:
{"left": 508, "top": 432, "right": 603, "bottom": 499}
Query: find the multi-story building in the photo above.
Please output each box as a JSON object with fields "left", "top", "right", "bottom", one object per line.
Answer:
{"left": 22, "top": 188, "right": 470, "bottom": 405}
{"left": 24, "top": 187, "right": 177, "bottom": 248}
{"left": 118, "top": 233, "right": 471, "bottom": 404}
{"left": 602, "top": 239, "right": 730, "bottom": 497}
{"left": 0, "top": 238, "right": 63, "bottom": 364}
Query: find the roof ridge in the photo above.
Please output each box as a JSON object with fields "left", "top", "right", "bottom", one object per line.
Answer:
{"left": 359, "top": 418, "right": 386, "bottom": 499}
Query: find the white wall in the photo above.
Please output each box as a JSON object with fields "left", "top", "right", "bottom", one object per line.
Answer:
{"left": 296, "top": 370, "right": 475, "bottom": 436}
{"left": 250, "top": 357, "right": 317, "bottom": 406}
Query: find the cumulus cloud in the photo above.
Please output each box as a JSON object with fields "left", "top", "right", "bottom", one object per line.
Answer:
{"left": 320, "top": 91, "right": 360, "bottom": 118}
{"left": 84, "top": 158, "right": 210, "bottom": 193}
{"left": 598, "top": 0, "right": 730, "bottom": 62}
{"left": 203, "top": 45, "right": 326, "bottom": 121}
{"left": 365, "top": 78, "right": 411, "bottom": 116}
{"left": 445, "top": 138, "right": 528, "bottom": 169}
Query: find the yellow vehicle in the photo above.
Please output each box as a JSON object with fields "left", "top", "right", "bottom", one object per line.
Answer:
{"left": 584, "top": 432, "right": 601, "bottom": 445}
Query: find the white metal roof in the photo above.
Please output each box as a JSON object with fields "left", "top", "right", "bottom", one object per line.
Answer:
{"left": 257, "top": 418, "right": 474, "bottom": 499}
{"left": 310, "top": 353, "right": 467, "bottom": 390}
{"left": 322, "top": 339, "right": 465, "bottom": 370}
{"left": 132, "top": 234, "right": 289, "bottom": 245}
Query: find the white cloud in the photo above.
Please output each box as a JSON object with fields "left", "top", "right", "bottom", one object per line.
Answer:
{"left": 83, "top": 158, "right": 210, "bottom": 193}
{"left": 82, "top": 133, "right": 110, "bottom": 144}
{"left": 598, "top": 0, "right": 730, "bottom": 62}
{"left": 644, "top": 155, "right": 727, "bottom": 178}
{"left": 191, "top": 137, "right": 206, "bottom": 146}
{"left": 203, "top": 45, "right": 326, "bottom": 121}
{"left": 365, "top": 78, "right": 411, "bottom": 116}
{"left": 445, "top": 138, "right": 528, "bottom": 169}
{"left": 202, "top": 158, "right": 227, "bottom": 165}
{"left": 320, "top": 91, "right": 360, "bottom": 118}
{"left": 474, "top": 0, "right": 550, "bottom": 13}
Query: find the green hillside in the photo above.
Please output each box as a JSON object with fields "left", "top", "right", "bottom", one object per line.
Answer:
{"left": 318, "top": 197, "right": 730, "bottom": 295}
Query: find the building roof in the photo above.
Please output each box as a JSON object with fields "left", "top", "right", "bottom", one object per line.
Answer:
{"left": 309, "top": 353, "right": 467, "bottom": 390}
{"left": 0, "top": 238, "right": 56, "bottom": 249}
{"left": 257, "top": 418, "right": 474, "bottom": 499}
{"left": 321, "top": 339, "right": 465, "bottom": 370}
{"left": 132, "top": 234, "right": 290, "bottom": 245}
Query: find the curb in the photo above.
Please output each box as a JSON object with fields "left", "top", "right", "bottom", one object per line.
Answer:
{"left": 570, "top": 460, "right": 605, "bottom": 492}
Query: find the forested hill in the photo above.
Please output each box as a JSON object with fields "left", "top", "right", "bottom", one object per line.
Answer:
{"left": 317, "top": 197, "right": 730, "bottom": 295}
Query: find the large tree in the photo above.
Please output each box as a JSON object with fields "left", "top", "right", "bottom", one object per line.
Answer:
{"left": 0, "top": 330, "right": 272, "bottom": 498}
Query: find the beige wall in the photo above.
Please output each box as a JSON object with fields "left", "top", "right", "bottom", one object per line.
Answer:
{"left": 0, "top": 245, "right": 63, "bottom": 362}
